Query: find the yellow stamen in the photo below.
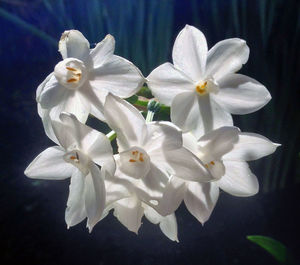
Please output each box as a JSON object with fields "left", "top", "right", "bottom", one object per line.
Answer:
{"left": 196, "top": 81, "right": 207, "bottom": 95}
{"left": 129, "top": 159, "right": 136, "bottom": 163}
{"left": 66, "top": 67, "right": 77, "bottom": 71}
{"left": 139, "top": 153, "right": 144, "bottom": 162}
{"left": 67, "top": 78, "right": 78, "bottom": 83}
{"left": 210, "top": 161, "right": 215, "bottom": 165}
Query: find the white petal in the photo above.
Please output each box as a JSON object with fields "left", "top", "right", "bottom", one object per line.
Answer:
{"left": 217, "top": 161, "right": 259, "bottom": 196}
{"left": 172, "top": 25, "right": 207, "bottom": 81}
{"left": 171, "top": 92, "right": 233, "bottom": 138}
{"left": 105, "top": 176, "right": 131, "bottom": 206}
{"left": 159, "top": 213, "right": 179, "bottom": 242}
{"left": 65, "top": 169, "right": 86, "bottom": 228}
{"left": 223, "top": 133, "right": 280, "bottom": 161}
{"left": 80, "top": 83, "right": 107, "bottom": 121}
{"left": 36, "top": 73, "right": 54, "bottom": 102}
{"left": 85, "top": 162, "right": 106, "bottom": 232}
{"left": 113, "top": 196, "right": 144, "bottom": 234}
{"left": 90, "top": 34, "right": 115, "bottom": 68}
{"left": 144, "top": 121, "right": 183, "bottom": 155}
{"left": 141, "top": 163, "right": 169, "bottom": 197}
{"left": 58, "top": 112, "right": 115, "bottom": 174}
{"left": 198, "top": 126, "right": 240, "bottom": 160}
{"left": 146, "top": 63, "right": 194, "bottom": 105}
{"left": 163, "top": 147, "right": 213, "bottom": 182}
{"left": 37, "top": 104, "right": 59, "bottom": 145}
{"left": 154, "top": 176, "right": 186, "bottom": 216}
{"left": 213, "top": 74, "right": 271, "bottom": 114}
{"left": 89, "top": 55, "right": 145, "bottom": 98}
{"left": 25, "top": 146, "right": 73, "bottom": 180}
{"left": 184, "top": 182, "right": 219, "bottom": 225}
{"left": 104, "top": 94, "right": 147, "bottom": 150}
{"left": 143, "top": 204, "right": 179, "bottom": 242}
{"left": 59, "top": 30, "right": 90, "bottom": 63}
{"left": 38, "top": 75, "right": 65, "bottom": 109}
{"left": 206, "top": 38, "right": 249, "bottom": 81}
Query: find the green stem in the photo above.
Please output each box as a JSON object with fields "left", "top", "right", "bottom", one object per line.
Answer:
{"left": 106, "top": 130, "right": 116, "bottom": 141}
{"left": 145, "top": 111, "right": 155, "bottom": 123}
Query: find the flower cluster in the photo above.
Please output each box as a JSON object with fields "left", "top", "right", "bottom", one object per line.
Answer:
{"left": 25, "top": 25, "right": 279, "bottom": 242}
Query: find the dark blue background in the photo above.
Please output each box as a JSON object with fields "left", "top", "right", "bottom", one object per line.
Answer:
{"left": 0, "top": 0, "right": 299, "bottom": 264}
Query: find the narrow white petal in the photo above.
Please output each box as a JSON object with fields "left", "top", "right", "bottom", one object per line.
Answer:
{"left": 144, "top": 121, "right": 183, "bottom": 155}
{"left": 198, "top": 126, "right": 240, "bottom": 160}
{"left": 184, "top": 182, "right": 219, "bottom": 225}
{"left": 80, "top": 83, "right": 107, "bottom": 121}
{"left": 170, "top": 91, "right": 199, "bottom": 133}
{"left": 217, "top": 161, "right": 259, "bottom": 196}
{"left": 25, "top": 146, "right": 73, "bottom": 180}
{"left": 213, "top": 74, "right": 271, "bottom": 114}
{"left": 105, "top": 176, "right": 131, "bottom": 206}
{"left": 146, "top": 63, "right": 194, "bottom": 105}
{"left": 144, "top": 204, "right": 179, "bottom": 242}
{"left": 36, "top": 73, "right": 53, "bottom": 102}
{"left": 38, "top": 76, "right": 66, "bottom": 109}
{"left": 172, "top": 25, "right": 208, "bottom": 81}
{"left": 85, "top": 163, "right": 106, "bottom": 232}
{"left": 59, "top": 30, "right": 90, "bottom": 63}
{"left": 65, "top": 169, "right": 86, "bottom": 228}
{"left": 163, "top": 147, "right": 214, "bottom": 182}
{"left": 223, "top": 133, "right": 280, "bottom": 161}
{"left": 154, "top": 176, "right": 186, "bottom": 216}
{"left": 89, "top": 55, "right": 145, "bottom": 98}
{"left": 206, "top": 38, "right": 249, "bottom": 81}
{"left": 90, "top": 34, "right": 115, "bottom": 68}
{"left": 113, "top": 196, "right": 144, "bottom": 234}
{"left": 37, "top": 104, "right": 59, "bottom": 145}
{"left": 171, "top": 92, "right": 233, "bottom": 138}
{"left": 159, "top": 213, "right": 179, "bottom": 242}
{"left": 104, "top": 94, "right": 147, "bottom": 150}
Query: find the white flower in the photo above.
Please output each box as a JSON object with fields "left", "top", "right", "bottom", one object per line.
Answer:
{"left": 37, "top": 30, "right": 145, "bottom": 143}
{"left": 24, "top": 112, "right": 115, "bottom": 232}
{"left": 103, "top": 93, "right": 214, "bottom": 187}
{"left": 155, "top": 127, "right": 280, "bottom": 224}
{"left": 100, "top": 167, "right": 179, "bottom": 242}
{"left": 147, "top": 25, "right": 271, "bottom": 138}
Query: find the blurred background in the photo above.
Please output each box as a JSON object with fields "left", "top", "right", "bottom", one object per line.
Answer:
{"left": 0, "top": 0, "right": 299, "bottom": 264}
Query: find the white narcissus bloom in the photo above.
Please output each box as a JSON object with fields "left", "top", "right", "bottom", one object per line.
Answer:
{"left": 103, "top": 93, "right": 214, "bottom": 186}
{"left": 37, "top": 30, "right": 145, "bottom": 143}
{"left": 155, "top": 127, "right": 280, "bottom": 224}
{"left": 24, "top": 113, "right": 115, "bottom": 232}
{"left": 147, "top": 25, "right": 271, "bottom": 138}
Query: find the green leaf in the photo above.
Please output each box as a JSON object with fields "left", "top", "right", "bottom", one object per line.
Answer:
{"left": 247, "top": 235, "right": 288, "bottom": 264}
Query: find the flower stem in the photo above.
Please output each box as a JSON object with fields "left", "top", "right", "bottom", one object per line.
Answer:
{"left": 146, "top": 111, "right": 155, "bottom": 123}
{"left": 106, "top": 130, "right": 116, "bottom": 141}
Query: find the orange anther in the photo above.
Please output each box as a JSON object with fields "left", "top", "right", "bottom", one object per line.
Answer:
{"left": 70, "top": 156, "right": 76, "bottom": 160}
{"left": 129, "top": 159, "right": 136, "bottom": 163}
{"left": 204, "top": 164, "right": 209, "bottom": 168}
{"left": 66, "top": 67, "right": 77, "bottom": 71}
{"left": 210, "top": 161, "right": 215, "bottom": 165}
{"left": 139, "top": 154, "right": 144, "bottom": 162}
{"left": 67, "top": 78, "right": 78, "bottom": 83}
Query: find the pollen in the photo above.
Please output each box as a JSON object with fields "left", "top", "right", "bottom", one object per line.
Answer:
{"left": 67, "top": 78, "right": 78, "bottom": 83}
{"left": 129, "top": 159, "right": 137, "bottom": 163}
{"left": 196, "top": 81, "right": 207, "bottom": 95}
{"left": 210, "top": 161, "right": 215, "bottom": 165}
{"left": 66, "top": 67, "right": 77, "bottom": 71}
{"left": 139, "top": 153, "right": 144, "bottom": 162}
{"left": 70, "top": 156, "right": 76, "bottom": 160}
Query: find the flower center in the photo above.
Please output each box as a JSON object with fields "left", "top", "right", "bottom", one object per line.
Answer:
{"left": 54, "top": 58, "right": 88, "bottom": 90}
{"left": 63, "top": 149, "right": 90, "bottom": 175}
{"left": 119, "top": 147, "right": 150, "bottom": 179}
{"left": 195, "top": 79, "right": 219, "bottom": 96}
{"left": 196, "top": 81, "right": 208, "bottom": 95}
